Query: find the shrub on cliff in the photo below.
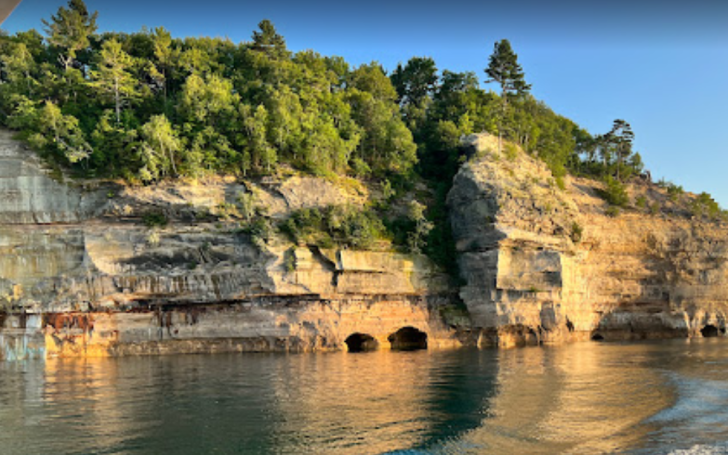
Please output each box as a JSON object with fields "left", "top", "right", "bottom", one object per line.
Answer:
{"left": 571, "top": 222, "right": 583, "bottom": 243}
{"left": 602, "top": 177, "right": 629, "bottom": 207}
{"left": 691, "top": 192, "right": 722, "bottom": 220}
{"left": 281, "top": 206, "right": 387, "bottom": 250}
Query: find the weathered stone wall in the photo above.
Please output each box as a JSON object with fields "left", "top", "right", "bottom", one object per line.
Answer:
{"left": 1, "top": 295, "right": 457, "bottom": 360}
{"left": 8, "top": 128, "right": 723, "bottom": 357}
{"left": 0, "top": 131, "right": 459, "bottom": 359}
{"left": 450, "top": 133, "right": 728, "bottom": 347}
{"left": 0, "top": 131, "right": 87, "bottom": 224}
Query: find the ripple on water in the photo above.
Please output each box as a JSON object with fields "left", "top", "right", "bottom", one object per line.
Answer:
{"left": 1, "top": 341, "right": 728, "bottom": 454}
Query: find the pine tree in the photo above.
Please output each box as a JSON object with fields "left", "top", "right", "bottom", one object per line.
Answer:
{"left": 390, "top": 57, "right": 438, "bottom": 107}
{"left": 610, "top": 119, "right": 635, "bottom": 181}
{"left": 251, "top": 20, "right": 288, "bottom": 58}
{"left": 42, "top": 0, "right": 98, "bottom": 71}
{"left": 485, "top": 39, "right": 531, "bottom": 152}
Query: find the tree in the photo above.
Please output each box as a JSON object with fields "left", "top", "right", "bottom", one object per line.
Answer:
{"left": 390, "top": 56, "right": 438, "bottom": 107}
{"left": 139, "top": 114, "right": 181, "bottom": 181}
{"left": 90, "top": 110, "right": 138, "bottom": 175}
{"left": 591, "top": 119, "right": 637, "bottom": 181}
{"left": 42, "top": 0, "right": 98, "bottom": 72}
{"left": 90, "top": 38, "right": 137, "bottom": 124}
{"left": 150, "top": 27, "right": 178, "bottom": 109}
{"left": 485, "top": 39, "right": 531, "bottom": 152}
{"left": 610, "top": 119, "right": 635, "bottom": 181}
{"left": 347, "top": 89, "right": 416, "bottom": 175}
{"left": 251, "top": 19, "right": 288, "bottom": 58}
{"left": 349, "top": 62, "right": 398, "bottom": 102}
{"left": 1, "top": 42, "right": 38, "bottom": 97}
{"left": 26, "top": 101, "right": 91, "bottom": 164}
{"left": 178, "top": 73, "right": 238, "bottom": 126}
{"left": 240, "top": 103, "right": 276, "bottom": 174}
{"left": 265, "top": 86, "right": 302, "bottom": 159}
{"left": 407, "top": 200, "right": 434, "bottom": 254}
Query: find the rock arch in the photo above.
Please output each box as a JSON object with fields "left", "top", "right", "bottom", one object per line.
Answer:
{"left": 388, "top": 327, "right": 428, "bottom": 351}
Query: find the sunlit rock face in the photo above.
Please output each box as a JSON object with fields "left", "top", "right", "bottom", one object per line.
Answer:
{"left": 0, "top": 131, "right": 459, "bottom": 359}
{"left": 450, "top": 133, "right": 728, "bottom": 347}
{"left": 0, "top": 131, "right": 85, "bottom": 224}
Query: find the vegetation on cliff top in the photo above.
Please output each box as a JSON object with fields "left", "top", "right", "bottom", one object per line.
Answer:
{"left": 0, "top": 0, "right": 639, "bottom": 184}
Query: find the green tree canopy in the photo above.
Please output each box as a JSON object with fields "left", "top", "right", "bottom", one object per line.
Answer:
{"left": 90, "top": 38, "right": 138, "bottom": 124}
{"left": 485, "top": 39, "right": 531, "bottom": 152}
{"left": 390, "top": 56, "right": 438, "bottom": 107}
{"left": 485, "top": 39, "right": 531, "bottom": 99}
{"left": 251, "top": 19, "right": 288, "bottom": 58}
{"left": 42, "top": 0, "right": 98, "bottom": 71}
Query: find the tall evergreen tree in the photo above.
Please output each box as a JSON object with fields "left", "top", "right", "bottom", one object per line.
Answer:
{"left": 251, "top": 19, "right": 288, "bottom": 58}
{"left": 485, "top": 39, "right": 530, "bottom": 152}
{"left": 610, "top": 119, "right": 635, "bottom": 181}
{"left": 42, "top": 0, "right": 98, "bottom": 72}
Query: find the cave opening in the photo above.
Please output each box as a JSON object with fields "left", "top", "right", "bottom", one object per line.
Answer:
{"left": 701, "top": 325, "right": 720, "bottom": 338}
{"left": 591, "top": 333, "right": 605, "bottom": 341}
{"left": 345, "top": 333, "right": 379, "bottom": 352}
{"left": 388, "top": 327, "right": 428, "bottom": 351}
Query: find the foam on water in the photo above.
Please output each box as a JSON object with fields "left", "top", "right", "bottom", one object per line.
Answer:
{"left": 649, "top": 373, "right": 728, "bottom": 425}
{"left": 668, "top": 444, "right": 728, "bottom": 455}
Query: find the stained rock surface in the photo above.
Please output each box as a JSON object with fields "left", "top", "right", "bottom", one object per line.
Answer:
{"left": 0, "top": 130, "right": 456, "bottom": 359}
{"left": 450, "top": 133, "right": 728, "bottom": 347}
{"left": 3, "top": 129, "right": 727, "bottom": 359}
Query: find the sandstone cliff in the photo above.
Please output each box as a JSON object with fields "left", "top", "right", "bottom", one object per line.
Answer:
{"left": 4, "top": 128, "right": 727, "bottom": 359}
{"left": 449, "top": 133, "right": 728, "bottom": 347}
{"left": 0, "top": 130, "right": 457, "bottom": 360}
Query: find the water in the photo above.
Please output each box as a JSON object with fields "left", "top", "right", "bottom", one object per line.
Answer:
{"left": 2, "top": 339, "right": 728, "bottom": 454}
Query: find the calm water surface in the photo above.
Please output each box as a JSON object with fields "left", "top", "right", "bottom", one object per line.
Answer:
{"left": 2, "top": 339, "right": 728, "bottom": 454}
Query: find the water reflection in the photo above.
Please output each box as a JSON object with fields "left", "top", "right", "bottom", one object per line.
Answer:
{"left": 3, "top": 340, "right": 728, "bottom": 454}
{"left": 447, "top": 344, "right": 673, "bottom": 454}
{"left": 267, "top": 350, "right": 498, "bottom": 454}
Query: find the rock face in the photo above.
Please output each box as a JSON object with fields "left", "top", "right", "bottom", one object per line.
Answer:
{"left": 0, "top": 131, "right": 457, "bottom": 360}
{"left": 0, "top": 131, "right": 85, "bottom": 224}
{"left": 449, "top": 133, "right": 728, "bottom": 347}
{"left": 5, "top": 128, "right": 727, "bottom": 359}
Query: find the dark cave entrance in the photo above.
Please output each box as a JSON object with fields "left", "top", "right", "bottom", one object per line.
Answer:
{"left": 345, "top": 333, "right": 379, "bottom": 352}
{"left": 591, "top": 333, "right": 605, "bottom": 341}
{"left": 388, "top": 327, "right": 428, "bottom": 351}
{"left": 701, "top": 325, "right": 720, "bottom": 338}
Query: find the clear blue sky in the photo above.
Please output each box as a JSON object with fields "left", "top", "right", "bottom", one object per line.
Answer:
{"left": 4, "top": 0, "right": 728, "bottom": 206}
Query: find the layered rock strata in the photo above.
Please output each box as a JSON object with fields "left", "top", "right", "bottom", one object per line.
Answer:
{"left": 0, "top": 130, "right": 457, "bottom": 360}
{"left": 449, "top": 134, "right": 728, "bottom": 347}
{"left": 5, "top": 127, "right": 727, "bottom": 359}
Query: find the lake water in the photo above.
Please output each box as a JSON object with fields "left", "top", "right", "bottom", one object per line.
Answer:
{"left": 2, "top": 339, "right": 728, "bottom": 454}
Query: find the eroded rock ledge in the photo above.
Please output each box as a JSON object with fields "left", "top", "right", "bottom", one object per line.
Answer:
{"left": 4, "top": 129, "right": 727, "bottom": 359}
{"left": 449, "top": 133, "right": 728, "bottom": 347}
{"left": 0, "top": 130, "right": 460, "bottom": 360}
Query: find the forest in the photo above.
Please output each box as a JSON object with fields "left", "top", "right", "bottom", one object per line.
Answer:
{"left": 0, "top": 0, "right": 647, "bottom": 183}
{"left": 1, "top": 0, "right": 721, "bottom": 264}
